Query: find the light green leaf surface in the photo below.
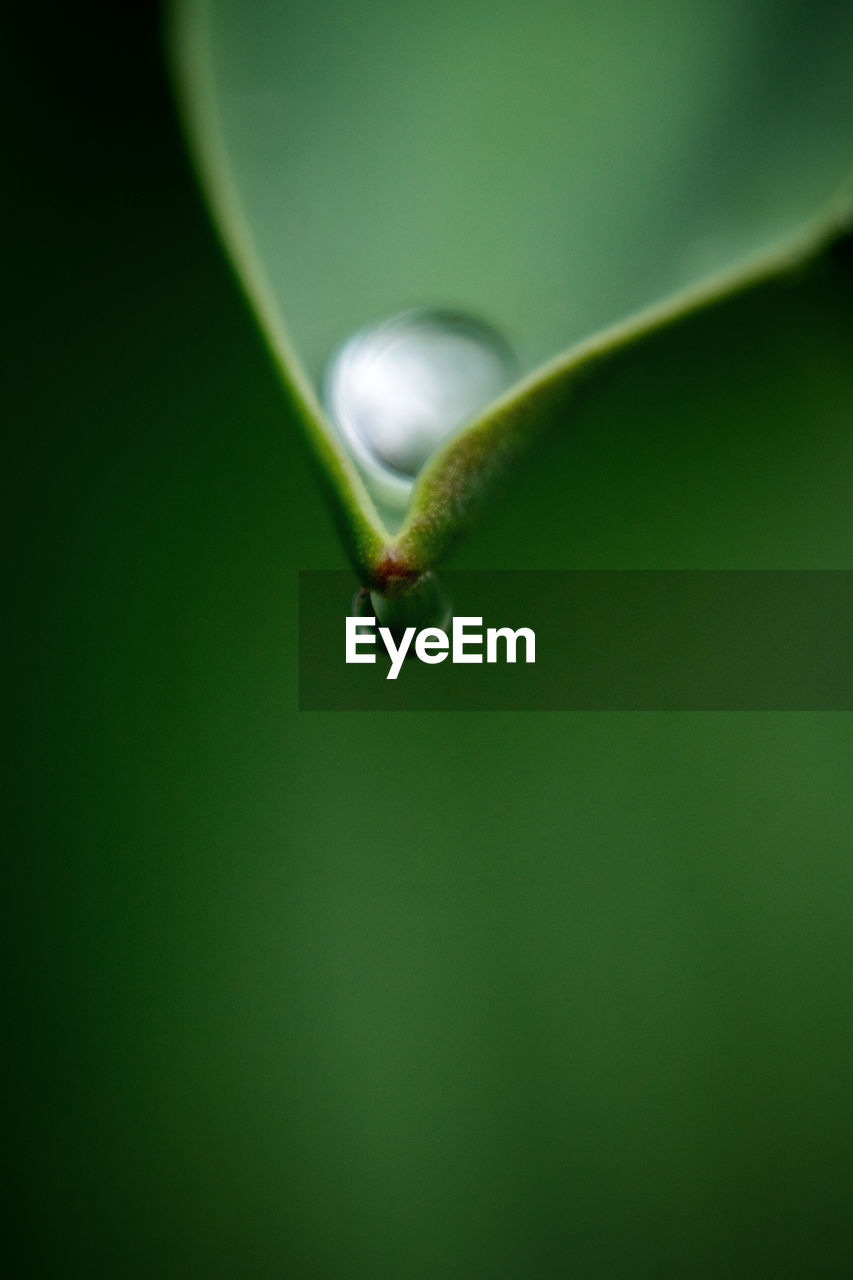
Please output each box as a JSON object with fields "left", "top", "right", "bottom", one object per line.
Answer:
{"left": 173, "top": 0, "right": 853, "bottom": 580}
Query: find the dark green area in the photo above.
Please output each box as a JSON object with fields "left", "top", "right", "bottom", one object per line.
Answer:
{"left": 7, "top": 5, "right": 853, "bottom": 1276}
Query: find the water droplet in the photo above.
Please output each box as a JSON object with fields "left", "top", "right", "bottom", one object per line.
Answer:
{"left": 353, "top": 570, "right": 452, "bottom": 640}
{"left": 324, "top": 309, "right": 516, "bottom": 508}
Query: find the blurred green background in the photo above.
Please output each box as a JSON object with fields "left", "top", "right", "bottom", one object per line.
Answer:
{"left": 7, "top": 3, "right": 853, "bottom": 1276}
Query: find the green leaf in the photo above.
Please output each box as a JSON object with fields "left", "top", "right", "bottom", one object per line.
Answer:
{"left": 172, "top": 0, "right": 853, "bottom": 581}
{"left": 12, "top": 7, "right": 853, "bottom": 1273}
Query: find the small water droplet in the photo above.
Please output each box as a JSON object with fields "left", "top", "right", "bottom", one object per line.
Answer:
{"left": 352, "top": 570, "right": 451, "bottom": 641}
{"left": 324, "top": 309, "right": 516, "bottom": 508}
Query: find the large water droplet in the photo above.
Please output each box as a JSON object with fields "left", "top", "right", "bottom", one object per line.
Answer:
{"left": 323, "top": 309, "right": 516, "bottom": 508}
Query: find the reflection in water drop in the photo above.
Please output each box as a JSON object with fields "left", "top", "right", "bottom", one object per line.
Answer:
{"left": 323, "top": 309, "right": 516, "bottom": 509}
